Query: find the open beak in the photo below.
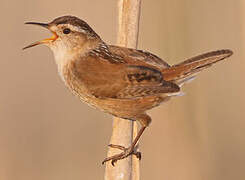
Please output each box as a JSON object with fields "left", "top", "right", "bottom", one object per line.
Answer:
{"left": 23, "top": 22, "right": 58, "bottom": 50}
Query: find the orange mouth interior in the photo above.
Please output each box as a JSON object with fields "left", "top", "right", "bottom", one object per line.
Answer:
{"left": 41, "top": 31, "right": 58, "bottom": 43}
{"left": 23, "top": 31, "right": 58, "bottom": 50}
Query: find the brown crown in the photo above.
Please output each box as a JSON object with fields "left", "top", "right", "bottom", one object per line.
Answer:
{"left": 51, "top": 15, "right": 99, "bottom": 37}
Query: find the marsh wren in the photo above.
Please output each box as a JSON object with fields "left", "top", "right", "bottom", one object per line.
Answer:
{"left": 24, "top": 15, "right": 233, "bottom": 166}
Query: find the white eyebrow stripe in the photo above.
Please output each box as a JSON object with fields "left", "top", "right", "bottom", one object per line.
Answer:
{"left": 66, "top": 24, "right": 87, "bottom": 33}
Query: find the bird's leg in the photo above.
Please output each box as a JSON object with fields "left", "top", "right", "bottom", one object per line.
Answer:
{"left": 102, "top": 126, "right": 146, "bottom": 166}
{"left": 102, "top": 114, "right": 151, "bottom": 166}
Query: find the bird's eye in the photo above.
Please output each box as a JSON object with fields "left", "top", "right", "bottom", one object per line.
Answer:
{"left": 63, "top": 28, "right": 71, "bottom": 34}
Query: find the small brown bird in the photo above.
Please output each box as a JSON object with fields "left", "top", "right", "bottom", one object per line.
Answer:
{"left": 24, "top": 15, "right": 233, "bottom": 166}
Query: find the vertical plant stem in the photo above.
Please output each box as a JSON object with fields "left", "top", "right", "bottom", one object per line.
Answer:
{"left": 104, "top": 0, "right": 142, "bottom": 180}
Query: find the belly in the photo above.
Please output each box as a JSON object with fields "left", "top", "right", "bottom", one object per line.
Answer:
{"left": 65, "top": 78, "right": 169, "bottom": 118}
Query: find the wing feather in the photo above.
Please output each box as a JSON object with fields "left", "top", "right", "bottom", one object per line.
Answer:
{"left": 69, "top": 56, "right": 179, "bottom": 99}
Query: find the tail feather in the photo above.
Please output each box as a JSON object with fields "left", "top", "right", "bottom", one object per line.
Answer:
{"left": 162, "top": 49, "right": 233, "bottom": 83}
{"left": 176, "top": 76, "right": 196, "bottom": 87}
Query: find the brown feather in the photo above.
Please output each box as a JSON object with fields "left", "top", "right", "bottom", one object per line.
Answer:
{"left": 162, "top": 49, "right": 233, "bottom": 82}
{"left": 68, "top": 55, "right": 179, "bottom": 99}
{"left": 109, "top": 45, "right": 170, "bottom": 70}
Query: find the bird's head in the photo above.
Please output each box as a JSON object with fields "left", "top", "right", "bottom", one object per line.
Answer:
{"left": 23, "top": 16, "right": 101, "bottom": 54}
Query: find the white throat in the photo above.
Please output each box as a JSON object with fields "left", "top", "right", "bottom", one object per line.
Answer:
{"left": 48, "top": 38, "right": 100, "bottom": 81}
{"left": 50, "top": 44, "right": 74, "bottom": 79}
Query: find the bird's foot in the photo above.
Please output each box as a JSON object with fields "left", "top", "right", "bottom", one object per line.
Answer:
{"left": 102, "top": 144, "right": 141, "bottom": 166}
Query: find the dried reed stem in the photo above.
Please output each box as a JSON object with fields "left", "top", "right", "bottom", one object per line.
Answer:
{"left": 104, "top": 0, "right": 142, "bottom": 180}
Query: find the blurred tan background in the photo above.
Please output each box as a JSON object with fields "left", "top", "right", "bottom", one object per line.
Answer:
{"left": 0, "top": 0, "right": 244, "bottom": 179}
